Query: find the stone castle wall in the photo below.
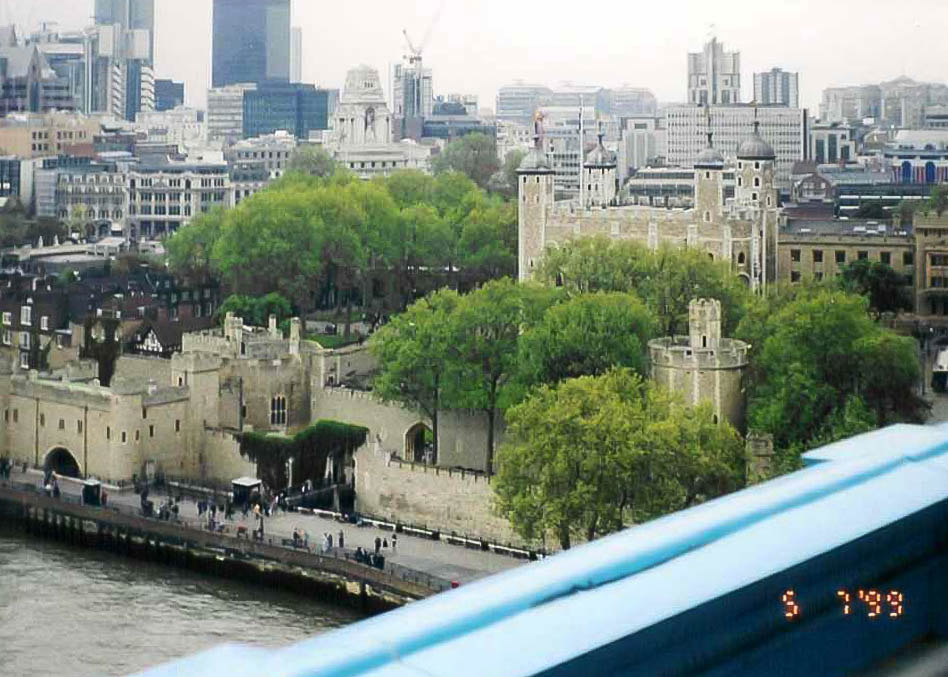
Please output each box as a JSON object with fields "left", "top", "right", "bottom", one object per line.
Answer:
{"left": 354, "top": 443, "right": 526, "bottom": 547}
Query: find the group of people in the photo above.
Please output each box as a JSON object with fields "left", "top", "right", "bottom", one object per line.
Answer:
{"left": 0, "top": 458, "right": 11, "bottom": 480}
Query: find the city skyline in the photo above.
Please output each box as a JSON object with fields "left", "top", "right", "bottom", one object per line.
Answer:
{"left": 5, "top": 0, "right": 948, "bottom": 115}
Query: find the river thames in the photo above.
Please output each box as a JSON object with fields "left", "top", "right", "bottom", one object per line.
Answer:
{"left": 0, "top": 527, "right": 364, "bottom": 676}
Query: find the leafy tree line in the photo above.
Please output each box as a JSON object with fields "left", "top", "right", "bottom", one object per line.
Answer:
{"left": 166, "top": 168, "right": 518, "bottom": 332}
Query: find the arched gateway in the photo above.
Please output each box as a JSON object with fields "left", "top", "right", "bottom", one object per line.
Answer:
{"left": 44, "top": 447, "right": 81, "bottom": 478}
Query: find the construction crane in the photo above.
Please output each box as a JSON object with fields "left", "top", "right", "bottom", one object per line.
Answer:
{"left": 400, "top": 1, "right": 445, "bottom": 119}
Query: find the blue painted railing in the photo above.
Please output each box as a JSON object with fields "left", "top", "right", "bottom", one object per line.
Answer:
{"left": 138, "top": 423, "right": 948, "bottom": 676}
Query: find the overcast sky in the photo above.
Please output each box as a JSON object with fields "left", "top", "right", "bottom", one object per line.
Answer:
{"left": 6, "top": 0, "right": 948, "bottom": 114}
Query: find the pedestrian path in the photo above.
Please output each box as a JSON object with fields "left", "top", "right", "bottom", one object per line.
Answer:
{"left": 11, "top": 470, "right": 524, "bottom": 584}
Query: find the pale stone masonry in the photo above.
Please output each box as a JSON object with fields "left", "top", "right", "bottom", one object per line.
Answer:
{"left": 649, "top": 299, "right": 749, "bottom": 432}
{"left": 518, "top": 120, "right": 780, "bottom": 291}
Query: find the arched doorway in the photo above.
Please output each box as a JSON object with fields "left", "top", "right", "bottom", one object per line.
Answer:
{"left": 404, "top": 422, "right": 435, "bottom": 465}
{"left": 902, "top": 161, "right": 913, "bottom": 184}
{"left": 44, "top": 447, "right": 81, "bottom": 478}
{"left": 926, "top": 162, "right": 937, "bottom": 184}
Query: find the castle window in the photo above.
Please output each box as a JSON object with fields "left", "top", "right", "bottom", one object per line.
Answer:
{"left": 755, "top": 162, "right": 760, "bottom": 170}
{"left": 270, "top": 396, "right": 287, "bottom": 426}
{"left": 767, "top": 196, "right": 772, "bottom": 206}
{"left": 738, "top": 252, "right": 746, "bottom": 265}
{"left": 836, "top": 251, "right": 846, "bottom": 264}
{"left": 813, "top": 250, "right": 824, "bottom": 264}
{"left": 904, "top": 252, "right": 914, "bottom": 266}
{"left": 704, "top": 211, "right": 711, "bottom": 223}
{"left": 40, "top": 413, "right": 45, "bottom": 427}
{"left": 791, "top": 271, "right": 801, "bottom": 283}
{"left": 737, "top": 177, "right": 742, "bottom": 187}
{"left": 121, "top": 431, "right": 127, "bottom": 444}
{"left": 142, "top": 408, "right": 147, "bottom": 419}
{"left": 881, "top": 252, "right": 891, "bottom": 265}
{"left": 77, "top": 420, "right": 82, "bottom": 434}
{"left": 754, "top": 177, "right": 760, "bottom": 187}
{"left": 175, "top": 420, "right": 181, "bottom": 433}
{"left": 752, "top": 192, "right": 758, "bottom": 201}
{"left": 149, "top": 425, "right": 155, "bottom": 438}
{"left": 858, "top": 251, "right": 869, "bottom": 261}
{"left": 135, "top": 430, "right": 140, "bottom": 442}
{"left": 106, "top": 427, "right": 110, "bottom": 440}
{"left": 705, "top": 171, "right": 710, "bottom": 179}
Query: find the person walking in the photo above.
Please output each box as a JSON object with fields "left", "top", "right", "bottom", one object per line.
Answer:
{"left": 338, "top": 530, "right": 345, "bottom": 549}
{"left": 374, "top": 536, "right": 381, "bottom": 555}
{"left": 391, "top": 533, "right": 397, "bottom": 552}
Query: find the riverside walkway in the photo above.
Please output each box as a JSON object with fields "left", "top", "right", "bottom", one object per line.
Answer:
{"left": 7, "top": 469, "right": 523, "bottom": 585}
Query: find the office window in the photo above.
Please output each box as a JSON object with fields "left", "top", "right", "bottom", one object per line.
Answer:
{"left": 790, "top": 249, "right": 800, "bottom": 262}
{"left": 858, "top": 251, "right": 869, "bottom": 260}
{"left": 813, "top": 250, "right": 824, "bottom": 264}
{"left": 881, "top": 251, "right": 891, "bottom": 265}
{"left": 904, "top": 252, "right": 914, "bottom": 266}
{"left": 836, "top": 251, "right": 846, "bottom": 264}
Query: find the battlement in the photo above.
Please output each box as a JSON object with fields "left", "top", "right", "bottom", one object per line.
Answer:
{"left": 648, "top": 336, "right": 749, "bottom": 370}
{"left": 11, "top": 373, "right": 114, "bottom": 410}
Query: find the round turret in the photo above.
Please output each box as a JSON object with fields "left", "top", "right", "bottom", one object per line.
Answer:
{"left": 695, "top": 146, "right": 725, "bottom": 169}
{"left": 737, "top": 120, "right": 775, "bottom": 160}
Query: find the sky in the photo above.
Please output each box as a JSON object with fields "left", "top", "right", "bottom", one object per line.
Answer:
{"left": 5, "top": 0, "right": 948, "bottom": 115}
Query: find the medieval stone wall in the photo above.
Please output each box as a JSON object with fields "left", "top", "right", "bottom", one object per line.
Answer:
{"left": 354, "top": 443, "right": 526, "bottom": 547}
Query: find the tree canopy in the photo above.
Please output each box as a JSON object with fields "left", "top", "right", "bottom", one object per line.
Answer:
{"left": 737, "top": 287, "right": 927, "bottom": 469}
{"left": 493, "top": 369, "right": 745, "bottom": 549}
{"left": 286, "top": 145, "right": 336, "bottom": 178}
{"left": 838, "top": 259, "right": 911, "bottom": 316}
{"left": 432, "top": 133, "right": 501, "bottom": 191}
{"left": 165, "top": 169, "right": 518, "bottom": 317}
{"left": 535, "top": 236, "right": 750, "bottom": 335}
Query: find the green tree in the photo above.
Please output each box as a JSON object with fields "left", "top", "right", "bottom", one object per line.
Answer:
{"left": 458, "top": 200, "right": 518, "bottom": 283}
{"left": 839, "top": 258, "right": 911, "bottom": 316}
{"left": 536, "top": 236, "right": 750, "bottom": 335}
{"left": 517, "top": 292, "right": 656, "bottom": 389}
{"left": 742, "top": 289, "right": 927, "bottom": 464}
{"left": 286, "top": 145, "right": 336, "bottom": 178}
{"left": 494, "top": 369, "right": 744, "bottom": 549}
{"left": 897, "top": 200, "right": 919, "bottom": 227}
{"left": 928, "top": 184, "right": 948, "bottom": 216}
{"left": 853, "top": 202, "right": 889, "bottom": 219}
{"left": 217, "top": 293, "right": 293, "bottom": 327}
{"left": 370, "top": 289, "right": 460, "bottom": 460}
{"left": 446, "top": 278, "right": 530, "bottom": 473}
{"left": 432, "top": 132, "right": 501, "bottom": 190}
{"left": 166, "top": 209, "right": 224, "bottom": 282}
{"left": 212, "top": 189, "right": 324, "bottom": 307}
{"left": 380, "top": 170, "right": 435, "bottom": 209}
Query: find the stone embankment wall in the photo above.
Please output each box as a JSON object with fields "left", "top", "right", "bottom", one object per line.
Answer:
{"left": 354, "top": 443, "right": 526, "bottom": 548}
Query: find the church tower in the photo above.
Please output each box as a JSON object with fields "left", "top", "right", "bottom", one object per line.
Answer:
{"left": 693, "top": 108, "right": 725, "bottom": 225}
{"left": 736, "top": 111, "right": 779, "bottom": 288}
{"left": 582, "top": 132, "right": 617, "bottom": 209}
{"left": 518, "top": 133, "right": 555, "bottom": 281}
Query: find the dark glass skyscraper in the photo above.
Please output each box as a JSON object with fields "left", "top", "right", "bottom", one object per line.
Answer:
{"left": 213, "top": 0, "right": 291, "bottom": 88}
{"left": 242, "top": 83, "right": 332, "bottom": 139}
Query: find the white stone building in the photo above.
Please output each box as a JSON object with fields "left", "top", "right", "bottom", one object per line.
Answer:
{"left": 326, "top": 65, "right": 431, "bottom": 179}
{"left": 754, "top": 68, "right": 799, "bottom": 108}
{"left": 518, "top": 123, "right": 780, "bottom": 292}
{"left": 127, "top": 162, "right": 232, "bottom": 240}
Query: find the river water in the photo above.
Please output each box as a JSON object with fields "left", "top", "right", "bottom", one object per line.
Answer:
{"left": 0, "top": 527, "right": 365, "bottom": 676}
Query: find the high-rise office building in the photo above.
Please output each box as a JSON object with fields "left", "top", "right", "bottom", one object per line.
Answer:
{"left": 495, "top": 83, "right": 553, "bottom": 125}
{"left": 290, "top": 27, "right": 302, "bottom": 83}
{"left": 243, "top": 82, "right": 334, "bottom": 140}
{"left": 391, "top": 62, "right": 433, "bottom": 141}
{"left": 687, "top": 38, "right": 741, "bottom": 105}
{"left": 93, "top": 0, "right": 155, "bottom": 120}
{"left": 212, "top": 0, "right": 290, "bottom": 88}
{"left": 754, "top": 68, "right": 799, "bottom": 108}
